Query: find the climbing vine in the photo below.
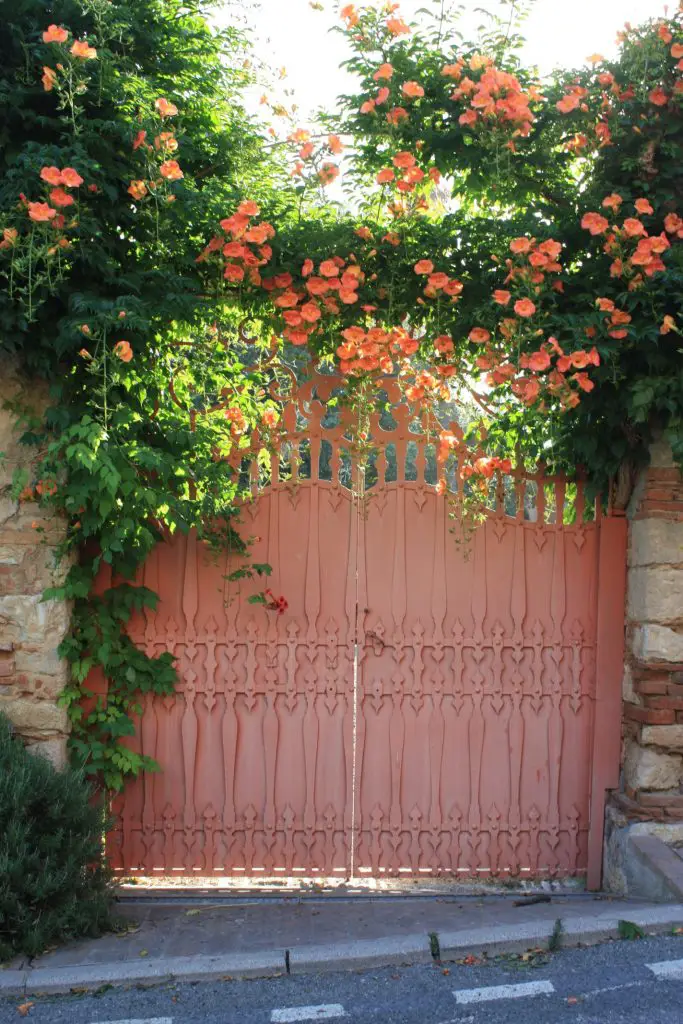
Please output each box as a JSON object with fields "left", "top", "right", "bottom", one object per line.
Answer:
{"left": 1, "top": 0, "right": 681, "bottom": 789}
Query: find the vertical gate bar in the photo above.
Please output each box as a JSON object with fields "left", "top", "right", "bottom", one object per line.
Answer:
{"left": 548, "top": 483, "right": 567, "bottom": 873}
{"left": 303, "top": 433, "right": 321, "bottom": 861}
{"left": 429, "top": 487, "right": 448, "bottom": 855}
{"left": 351, "top": 463, "right": 365, "bottom": 879}
{"left": 180, "top": 530, "right": 200, "bottom": 869}
{"left": 587, "top": 513, "right": 627, "bottom": 889}
{"left": 508, "top": 518, "right": 526, "bottom": 873}
{"left": 344, "top": 453, "right": 361, "bottom": 879}
{"left": 468, "top": 524, "right": 487, "bottom": 861}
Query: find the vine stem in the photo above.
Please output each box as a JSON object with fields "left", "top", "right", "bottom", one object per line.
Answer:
{"left": 27, "top": 225, "right": 35, "bottom": 322}
{"left": 436, "top": 0, "right": 446, "bottom": 46}
{"left": 102, "top": 330, "right": 109, "bottom": 430}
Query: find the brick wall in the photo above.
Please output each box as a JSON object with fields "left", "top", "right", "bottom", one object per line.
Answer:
{"left": 616, "top": 440, "right": 683, "bottom": 823}
{"left": 0, "top": 361, "right": 70, "bottom": 767}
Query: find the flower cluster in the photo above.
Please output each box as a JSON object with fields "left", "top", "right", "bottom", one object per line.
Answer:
{"left": 341, "top": 3, "right": 410, "bottom": 38}
{"left": 0, "top": 163, "right": 86, "bottom": 318}
{"left": 197, "top": 200, "right": 275, "bottom": 287}
{"left": 267, "top": 255, "right": 366, "bottom": 346}
{"left": 337, "top": 325, "right": 418, "bottom": 376}
{"left": 444, "top": 59, "right": 537, "bottom": 145}
{"left": 375, "top": 150, "right": 440, "bottom": 202}
{"left": 30, "top": 164, "right": 84, "bottom": 223}
{"left": 582, "top": 196, "right": 678, "bottom": 284}
{"left": 264, "top": 589, "right": 289, "bottom": 614}
{"left": 435, "top": 429, "right": 512, "bottom": 497}
{"left": 127, "top": 99, "right": 184, "bottom": 204}
{"left": 412, "top": 256, "right": 462, "bottom": 298}
{"left": 467, "top": 236, "right": 600, "bottom": 409}
{"left": 287, "top": 128, "right": 343, "bottom": 186}
{"left": 41, "top": 23, "right": 97, "bottom": 109}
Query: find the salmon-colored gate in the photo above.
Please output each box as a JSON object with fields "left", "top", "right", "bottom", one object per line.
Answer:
{"left": 109, "top": 375, "right": 626, "bottom": 886}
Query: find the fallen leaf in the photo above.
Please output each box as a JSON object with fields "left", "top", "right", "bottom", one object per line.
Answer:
{"left": 442, "top": 968, "right": 450, "bottom": 976}
{"left": 567, "top": 996, "right": 579, "bottom": 1005}
{"left": 185, "top": 909, "right": 202, "bottom": 916}
{"left": 17, "top": 1002, "right": 34, "bottom": 1017}
{"left": 139, "top": 949, "right": 149, "bottom": 957}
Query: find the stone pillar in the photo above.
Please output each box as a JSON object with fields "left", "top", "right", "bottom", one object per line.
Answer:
{"left": 617, "top": 440, "right": 683, "bottom": 821}
{"left": 0, "top": 362, "right": 70, "bottom": 767}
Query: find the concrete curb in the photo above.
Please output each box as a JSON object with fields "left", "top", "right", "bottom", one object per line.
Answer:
{"left": 2, "top": 904, "right": 682, "bottom": 996}
{"left": 288, "top": 933, "right": 434, "bottom": 974}
{"left": 439, "top": 904, "right": 683, "bottom": 957}
{"left": 0, "top": 951, "right": 285, "bottom": 996}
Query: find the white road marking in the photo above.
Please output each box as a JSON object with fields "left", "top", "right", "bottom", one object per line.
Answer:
{"left": 647, "top": 957, "right": 683, "bottom": 980}
{"left": 453, "top": 980, "right": 555, "bottom": 1005}
{"left": 271, "top": 1005, "right": 346, "bottom": 1022}
{"left": 90, "top": 1019, "right": 172, "bottom": 1024}
{"left": 581, "top": 980, "right": 647, "bottom": 998}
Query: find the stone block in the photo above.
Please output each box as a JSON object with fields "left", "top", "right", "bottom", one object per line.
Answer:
{"left": 24, "top": 737, "right": 68, "bottom": 770}
{"left": 641, "top": 724, "right": 683, "bottom": 750}
{"left": 14, "top": 646, "right": 67, "bottom": 679}
{"left": 0, "top": 498, "right": 18, "bottom": 528}
{"left": 628, "top": 567, "right": 683, "bottom": 624}
{"left": 27, "top": 675, "right": 67, "bottom": 700}
{"left": 623, "top": 664, "right": 641, "bottom": 703}
{"left": 0, "top": 650, "right": 14, "bottom": 677}
{"left": 630, "top": 518, "right": 683, "bottom": 567}
{"left": 633, "top": 625, "right": 683, "bottom": 664}
{"left": 650, "top": 440, "right": 676, "bottom": 470}
{"left": 623, "top": 741, "right": 683, "bottom": 791}
{"left": 0, "top": 697, "right": 68, "bottom": 736}
{"left": 0, "top": 546, "right": 22, "bottom": 566}
{"left": 0, "top": 545, "right": 66, "bottom": 594}
{"left": 0, "top": 595, "right": 71, "bottom": 647}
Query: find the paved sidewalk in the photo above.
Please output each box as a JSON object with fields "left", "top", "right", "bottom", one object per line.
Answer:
{"left": 2, "top": 893, "right": 683, "bottom": 995}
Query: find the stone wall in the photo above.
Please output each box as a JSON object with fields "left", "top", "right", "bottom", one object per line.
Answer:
{"left": 0, "top": 362, "right": 70, "bottom": 767}
{"left": 616, "top": 440, "right": 683, "bottom": 823}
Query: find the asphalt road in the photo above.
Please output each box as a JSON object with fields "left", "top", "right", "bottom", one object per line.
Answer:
{"left": 3, "top": 933, "right": 683, "bottom": 1024}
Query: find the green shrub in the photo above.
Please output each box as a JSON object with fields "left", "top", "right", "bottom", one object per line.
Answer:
{"left": 0, "top": 714, "right": 115, "bottom": 961}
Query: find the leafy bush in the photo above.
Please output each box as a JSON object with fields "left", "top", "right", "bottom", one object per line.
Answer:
{"left": 0, "top": 714, "right": 115, "bottom": 960}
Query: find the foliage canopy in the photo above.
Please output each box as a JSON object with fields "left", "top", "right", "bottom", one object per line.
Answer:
{"left": 1, "top": 0, "right": 681, "bottom": 786}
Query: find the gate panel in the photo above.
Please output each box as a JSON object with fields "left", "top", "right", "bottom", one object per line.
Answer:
{"left": 357, "top": 405, "right": 610, "bottom": 879}
{"left": 107, "top": 376, "right": 625, "bottom": 883}
{"left": 108, "top": 435, "right": 358, "bottom": 875}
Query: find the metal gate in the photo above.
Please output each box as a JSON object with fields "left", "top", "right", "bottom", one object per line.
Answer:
{"left": 106, "top": 374, "right": 626, "bottom": 886}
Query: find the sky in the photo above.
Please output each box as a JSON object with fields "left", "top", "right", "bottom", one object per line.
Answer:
{"left": 239, "top": 0, "right": 664, "bottom": 124}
